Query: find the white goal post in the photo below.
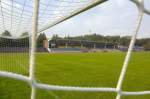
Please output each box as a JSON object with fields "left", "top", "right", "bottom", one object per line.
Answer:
{"left": 0, "top": 0, "right": 150, "bottom": 99}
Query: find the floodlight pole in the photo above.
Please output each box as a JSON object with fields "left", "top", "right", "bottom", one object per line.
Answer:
{"left": 30, "top": 0, "right": 39, "bottom": 99}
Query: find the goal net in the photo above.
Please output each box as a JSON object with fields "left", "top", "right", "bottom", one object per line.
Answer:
{"left": 0, "top": 36, "right": 29, "bottom": 74}
{"left": 0, "top": 0, "right": 150, "bottom": 99}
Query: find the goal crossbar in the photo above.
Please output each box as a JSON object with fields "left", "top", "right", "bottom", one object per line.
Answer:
{"left": 38, "top": 0, "right": 108, "bottom": 33}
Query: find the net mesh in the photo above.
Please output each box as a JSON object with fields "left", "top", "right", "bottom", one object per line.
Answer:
{"left": 0, "top": 36, "right": 29, "bottom": 75}
{"left": 0, "top": 0, "right": 100, "bottom": 36}
{"left": 0, "top": 0, "right": 150, "bottom": 99}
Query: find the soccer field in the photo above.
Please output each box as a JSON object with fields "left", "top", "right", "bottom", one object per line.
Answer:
{"left": 0, "top": 52, "right": 150, "bottom": 99}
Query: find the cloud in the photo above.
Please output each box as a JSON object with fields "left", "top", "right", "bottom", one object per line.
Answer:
{"left": 115, "top": 0, "right": 129, "bottom": 7}
{"left": 45, "top": 0, "right": 150, "bottom": 38}
{"left": 0, "top": 0, "right": 149, "bottom": 38}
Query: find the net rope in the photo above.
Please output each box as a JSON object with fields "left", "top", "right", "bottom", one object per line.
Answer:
{"left": 0, "top": 0, "right": 102, "bottom": 36}
{"left": 0, "top": 0, "right": 150, "bottom": 99}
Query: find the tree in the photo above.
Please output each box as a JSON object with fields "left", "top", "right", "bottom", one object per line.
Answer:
{"left": 143, "top": 42, "right": 150, "bottom": 50}
{"left": 141, "top": 38, "right": 150, "bottom": 50}
{"left": 37, "top": 33, "right": 47, "bottom": 47}
{"left": 1, "top": 30, "right": 12, "bottom": 37}
{"left": 20, "top": 32, "right": 29, "bottom": 37}
{"left": 120, "top": 36, "right": 131, "bottom": 46}
{"left": 51, "top": 34, "right": 62, "bottom": 40}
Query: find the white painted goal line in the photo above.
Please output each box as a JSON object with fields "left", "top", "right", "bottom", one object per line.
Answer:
{"left": 0, "top": 0, "right": 150, "bottom": 99}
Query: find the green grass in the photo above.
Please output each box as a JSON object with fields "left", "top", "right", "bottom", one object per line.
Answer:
{"left": 0, "top": 52, "right": 150, "bottom": 99}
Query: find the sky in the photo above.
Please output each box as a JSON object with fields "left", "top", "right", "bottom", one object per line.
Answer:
{"left": 44, "top": 0, "right": 150, "bottom": 38}
{"left": 0, "top": 0, "right": 150, "bottom": 38}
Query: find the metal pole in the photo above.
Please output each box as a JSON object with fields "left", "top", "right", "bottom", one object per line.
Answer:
{"left": 30, "top": 0, "right": 39, "bottom": 99}
{"left": 94, "top": 43, "right": 96, "bottom": 49}
{"left": 116, "top": 0, "right": 144, "bottom": 99}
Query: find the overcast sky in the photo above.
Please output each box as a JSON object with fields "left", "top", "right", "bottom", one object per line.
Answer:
{"left": 0, "top": 0, "right": 149, "bottom": 38}
{"left": 45, "top": 0, "right": 150, "bottom": 38}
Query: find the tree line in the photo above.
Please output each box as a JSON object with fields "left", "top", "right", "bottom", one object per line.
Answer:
{"left": 51, "top": 34, "right": 150, "bottom": 50}
{"left": 0, "top": 30, "right": 150, "bottom": 50}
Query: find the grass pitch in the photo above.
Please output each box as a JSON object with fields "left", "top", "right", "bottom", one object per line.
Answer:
{"left": 0, "top": 52, "right": 150, "bottom": 99}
